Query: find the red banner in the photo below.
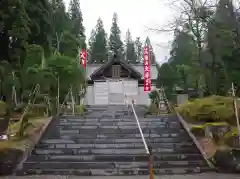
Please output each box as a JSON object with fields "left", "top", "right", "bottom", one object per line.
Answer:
{"left": 80, "top": 49, "right": 87, "bottom": 68}
{"left": 144, "top": 46, "right": 151, "bottom": 92}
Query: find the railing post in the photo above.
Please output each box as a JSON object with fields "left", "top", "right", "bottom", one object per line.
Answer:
{"left": 148, "top": 145, "right": 154, "bottom": 179}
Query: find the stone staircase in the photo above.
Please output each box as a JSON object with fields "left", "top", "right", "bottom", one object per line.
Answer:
{"left": 16, "top": 105, "right": 211, "bottom": 176}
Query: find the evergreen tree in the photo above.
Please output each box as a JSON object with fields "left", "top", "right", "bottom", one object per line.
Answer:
{"left": 68, "top": 0, "right": 86, "bottom": 48}
{"left": 206, "top": 0, "right": 238, "bottom": 94}
{"left": 0, "top": 0, "right": 29, "bottom": 66}
{"left": 125, "top": 29, "right": 137, "bottom": 63}
{"left": 87, "top": 29, "right": 96, "bottom": 63}
{"left": 26, "top": 0, "right": 53, "bottom": 56}
{"left": 169, "top": 29, "right": 197, "bottom": 66}
{"left": 109, "top": 12, "right": 124, "bottom": 61}
{"left": 51, "top": 0, "right": 70, "bottom": 52}
{"left": 90, "top": 18, "right": 108, "bottom": 63}
{"left": 135, "top": 37, "right": 143, "bottom": 63}
{"left": 145, "top": 37, "right": 156, "bottom": 64}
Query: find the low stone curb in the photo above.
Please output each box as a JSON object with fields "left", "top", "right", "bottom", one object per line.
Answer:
{"left": 176, "top": 112, "right": 215, "bottom": 169}
{"left": 15, "top": 117, "right": 53, "bottom": 172}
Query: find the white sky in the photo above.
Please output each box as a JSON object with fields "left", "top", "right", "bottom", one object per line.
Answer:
{"left": 63, "top": 0, "right": 176, "bottom": 63}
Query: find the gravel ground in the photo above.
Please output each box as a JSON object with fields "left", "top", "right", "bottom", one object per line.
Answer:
{"left": 0, "top": 173, "right": 240, "bottom": 179}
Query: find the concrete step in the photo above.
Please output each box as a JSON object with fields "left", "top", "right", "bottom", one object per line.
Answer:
{"left": 56, "top": 124, "right": 182, "bottom": 130}
{"left": 22, "top": 160, "right": 207, "bottom": 170}
{"left": 27, "top": 153, "right": 205, "bottom": 162}
{"left": 57, "top": 129, "right": 186, "bottom": 135}
{"left": 59, "top": 117, "right": 179, "bottom": 123}
{"left": 57, "top": 128, "right": 185, "bottom": 135}
{"left": 32, "top": 147, "right": 199, "bottom": 155}
{"left": 35, "top": 142, "right": 197, "bottom": 150}
{"left": 58, "top": 120, "right": 178, "bottom": 124}
{"left": 16, "top": 112, "right": 211, "bottom": 176}
{"left": 17, "top": 167, "right": 212, "bottom": 176}
{"left": 53, "top": 133, "right": 191, "bottom": 139}
{"left": 40, "top": 137, "right": 193, "bottom": 144}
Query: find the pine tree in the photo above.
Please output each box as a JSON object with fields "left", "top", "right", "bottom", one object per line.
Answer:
{"left": 51, "top": 0, "right": 70, "bottom": 51}
{"left": 125, "top": 29, "right": 137, "bottom": 63}
{"left": 87, "top": 29, "right": 96, "bottom": 63}
{"left": 135, "top": 37, "right": 143, "bottom": 63}
{"left": 145, "top": 37, "right": 156, "bottom": 64}
{"left": 90, "top": 18, "right": 108, "bottom": 64}
{"left": 26, "top": 0, "right": 53, "bottom": 56}
{"left": 207, "top": 0, "right": 237, "bottom": 94}
{"left": 68, "top": 0, "right": 86, "bottom": 48}
{"left": 109, "top": 12, "right": 124, "bottom": 61}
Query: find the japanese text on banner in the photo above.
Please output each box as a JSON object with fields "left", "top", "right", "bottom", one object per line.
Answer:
{"left": 143, "top": 46, "right": 151, "bottom": 92}
{"left": 80, "top": 49, "right": 87, "bottom": 68}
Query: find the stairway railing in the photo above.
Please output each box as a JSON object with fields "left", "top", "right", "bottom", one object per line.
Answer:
{"left": 130, "top": 101, "right": 149, "bottom": 154}
{"left": 130, "top": 100, "right": 154, "bottom": 179}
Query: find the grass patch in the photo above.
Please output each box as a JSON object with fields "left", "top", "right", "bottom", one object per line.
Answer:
{"left": 175, "top": 95, "right": 236, "bottom": 124}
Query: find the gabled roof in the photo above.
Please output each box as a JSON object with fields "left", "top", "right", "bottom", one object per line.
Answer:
{"left": 90, "top": 60, "right": 142, "bottom": 79}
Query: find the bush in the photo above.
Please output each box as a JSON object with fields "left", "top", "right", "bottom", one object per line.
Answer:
{"left": 211, "top": 147, "right": 240, "bottom": 173}
{"left": 175, "top": 95, "right": 235, "bottom": 123}
{"left": 224, "top": 127, "right": 240, "bottom": 148}
{"left": 148, "top": 90, "right": 160, "bottom": 107}
{"left": 75, "top": 104, "right": 86, "bottom": 116}
{"left": 0, "top": 148, "right": 23, "bottom": 175}
{"left": 190, "top": 125, "right": 205, "bottom": 137}
{"left": 147, "top": 103, "right": 159, "bottom": 115}
{"left": 0, "top": 101, "right": 6, "bottom": 116}
{"left": 16, "top": 104, "right": 47, "bottom": 117}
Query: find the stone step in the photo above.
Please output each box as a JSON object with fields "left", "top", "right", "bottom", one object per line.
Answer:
{"left": 57, "top": 129, "right": 185, "bottom": 135}
{"left": 60, "top": 118, "right": 179, "bottom": 123}
{"left": 35, "top": 142, "right": 196, "bottom": 150}
{"left": 32, "top": 147, "right": 199, "bottom": 155}
{"left": 57, "top": 122, "right": 182, "bottom": 128}
{"left": 56, "top": 125, "right": 183, "bottom": 131}
{"left": 54, "top": 133, "right": 191, "bottom": 139}
{"left": 27, "top": 153, "right": 205, "bottom": 162}
{"left": 41, "top": 137, "right": 193, "bottom": 144}
{"left": 57, "top": 129, "right": 185, "bottom": 136}
{"left": 22, "top": 160, "right": 207, "bottom": 170}
{"left": 17, "top": 167, "right": 212, "bottom": 176}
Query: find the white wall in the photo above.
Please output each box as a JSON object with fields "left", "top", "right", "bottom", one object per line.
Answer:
{"left": 84, "top": 85, "right": 94, "bottom": 105}
{"left": 85, "top": 80, "right": 156, "bottom": 105}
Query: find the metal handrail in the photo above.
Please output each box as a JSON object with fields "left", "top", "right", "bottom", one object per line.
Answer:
{"left": 130, "top": 101, "right": 149, "bottom": 154}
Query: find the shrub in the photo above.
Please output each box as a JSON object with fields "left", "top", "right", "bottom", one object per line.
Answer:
{"left": 224, "top": 127, "right": 240, "bottom": 148}
{"left": 175, "top": 95, "right": 235, "bottom": 123}
{"left": 17, "top": 104, "right": 47, "bottom": 117}
{"left": 75, "top": 104, "right": 86, "bottom": 116}
{"left": 148, "top": 90, "right": 160, "bottom": 107}
{"left": 0, "top": 101, "right": 6, "bottom": 116}
{"left": 190, "top": 125, "right": 205, "bottom": 137}
{"left": 147, "top": 103, "right": 159, "bottom": 115}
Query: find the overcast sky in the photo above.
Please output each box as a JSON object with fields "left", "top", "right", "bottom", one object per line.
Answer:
{"left": 63, "top": 0, "right": 176, "bottom": 63}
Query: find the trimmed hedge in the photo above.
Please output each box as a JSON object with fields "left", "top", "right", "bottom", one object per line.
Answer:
{"left": 175, "top": 95, "right": 236, "bottom": 124}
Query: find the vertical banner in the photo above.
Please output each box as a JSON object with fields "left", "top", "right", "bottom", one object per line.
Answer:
{"left": 143, "top": 46, "right": 151, "bottom": 92}
{"left": 80, "top": 49, "right": 87, "bottom": 68}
